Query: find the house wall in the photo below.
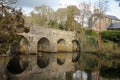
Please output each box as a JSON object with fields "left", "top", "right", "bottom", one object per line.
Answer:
{"left": 89, "top": 14, "right": 118, "bottom": 31}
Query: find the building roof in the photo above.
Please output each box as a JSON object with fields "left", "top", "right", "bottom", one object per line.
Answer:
{"left": 107, "top": 23, "right": 120, "bottom": 30}
{"left": 90, "top": 14, "right": 120, "bottom": 21}
{"left": 106, "top": 15, "right": 120, "bottom": 21}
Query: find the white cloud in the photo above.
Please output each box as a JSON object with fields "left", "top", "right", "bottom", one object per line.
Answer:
{"left": 59, "top": 0, "right": 79, "bottom": 8}
{"left": 22, "top": 7, "right": 33, "bottom": 16}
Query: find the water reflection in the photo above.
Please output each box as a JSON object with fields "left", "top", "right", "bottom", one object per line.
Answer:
{"left": 2, "top": 53, "right": 120, "bottom": 80}
{"left": 72, "top": 52, "right": 80, "bottom": 62}
{"left": 37, "top": 54, "right": 50, "bottom": 68}
{"left": 57, "top": 53, "right": 66, "bottom": 65}
{"left": 7, "top": 54, "right": 29, "bottom": 74}
{"left": 73, "top": 70, "right": 87, "bottom": 80}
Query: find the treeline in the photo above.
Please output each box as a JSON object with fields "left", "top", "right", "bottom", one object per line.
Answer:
{"left": 25, "top": 4, "right": 91, "bottom": 31}
{"left": 24, "top": 0, "right": 108, "bottom": 31}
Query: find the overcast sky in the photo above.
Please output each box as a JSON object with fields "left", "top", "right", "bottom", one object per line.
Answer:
{"left": 15, "top": 0, "right": 120, "bottom": 19}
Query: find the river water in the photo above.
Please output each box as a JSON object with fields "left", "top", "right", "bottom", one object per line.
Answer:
{"left": 0, "top": 52, "right": 120, "bottom": 80}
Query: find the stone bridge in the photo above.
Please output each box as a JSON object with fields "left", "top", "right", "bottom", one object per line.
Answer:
{"left": 18, "top": 26, "right": 79, "bottom": 53}
{"left": 0, "top": 26, "right": 81, "bottom": 80}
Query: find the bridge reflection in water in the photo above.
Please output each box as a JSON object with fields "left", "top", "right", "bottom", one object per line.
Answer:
{"left": 5, "top": 52, "right": 80, "bottom": 80}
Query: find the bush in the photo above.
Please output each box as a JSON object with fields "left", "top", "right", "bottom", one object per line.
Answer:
{"left": 101, "top": 30, "right": 120, "bottom": 43}
{"left": 85, "top": 29, "right": 97, "bottom": 36}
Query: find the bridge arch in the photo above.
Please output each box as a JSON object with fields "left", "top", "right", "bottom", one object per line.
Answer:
{"left": 57, "top": 39, "right": 66, "bottom": 65}
{"left": 7, "top": 35, "right": 30, "bottom": 74}
{"left": 57, "top": 39, "right": 66, "bottom": 51}
{"left": 37, "top": 37, "right": 50, "bottom": 68}
{"left": 19, "top": 36, "right": 30, "bottom": 54}
{"left": 72, "top": 40, "right": 80, "bottom": 52}
{"left": 37, "top": 37, "right": 50, "bottom": 52}
{"left": 10, "top": 35, "right": 30, "bottom": 55}
{"left": 72, "top": 40, "right": 81, "bottom": 62}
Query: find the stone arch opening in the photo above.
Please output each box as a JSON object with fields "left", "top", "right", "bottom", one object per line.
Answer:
{"left": 19, "top": 36, "right": 30, "bottom": 54}
{"left": 7, "top": 54, "right": 29, "bottom": 74}
{"left": 37, "top": 37, "right": 50, "bottom": 52}
{"left": 57, "top": 39, "right": 66, "bottom": 51}
{"left": 72, "top": 40, "right": 81, "bottom": 62}
{"left": 57, "top": 39, "right": 66, "bottom": 65}
{"left": 10, "top": 35, "right": 30, "bottom": 55}
{"left": 37, "top": 54, "right": 50, "bottom": 68}
{"left": 72, "top": 40, "right": 80, "bottom": 52}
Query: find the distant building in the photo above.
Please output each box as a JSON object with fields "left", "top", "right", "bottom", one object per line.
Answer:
{"left": 88, "top": 13, "right": 120, "bottom": 31}
{"left": 107, "top": 23, "right": 120, "bottom": 30}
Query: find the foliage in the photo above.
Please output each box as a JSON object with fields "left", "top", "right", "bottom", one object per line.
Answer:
{"left": 48, "top": 19, "right": 58, "bottom": 28}
{"left": 0, "top": 1, "right": 27, "bottom": 54}
{"left": 76, "top": 53, "right": 98, "bottom": 71}
{"left": 101, "top": 30, "right": 120, "bottom": 43}
{"left": 100, "top": 65, "right": 120, "bottom": 78}
{"left": 66, "top": 5, "right": 80, "bottom": 31}
{"left": 58, "top": 23, "right": 65, "bottom": 30}
{"left": 85, "top": 29, "right": 97, "bottom": 36}
{"left": 25, "top": 5, "right": 55, "bottom": 27}
{"left": 55, "top": 8, "right": 67, "bottom": 29}
{"left": 25, "top": 5, "right": 82, "bottom": 31}
{"left": 86, "top": 36, "right": 98, "bottom": 48}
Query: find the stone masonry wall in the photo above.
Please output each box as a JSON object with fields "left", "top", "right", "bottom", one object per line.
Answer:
{"left": 18, "top": 26, "right": 76, "bottom": 53}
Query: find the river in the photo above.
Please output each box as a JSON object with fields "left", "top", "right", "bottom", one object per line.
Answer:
{"left": 0, "top": 52, "right": 120, "bottom": 80}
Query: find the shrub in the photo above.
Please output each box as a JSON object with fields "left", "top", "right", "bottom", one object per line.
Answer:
{"left": 101, "top": 30, "right": 120, "bottom": 43}
{"left": 85, "top": 29, "right": 97, "bottom": 36}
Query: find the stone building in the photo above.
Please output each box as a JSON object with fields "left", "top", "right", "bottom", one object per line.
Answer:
{"left": 89, "top": 13, "right": 120, "bottom": 31}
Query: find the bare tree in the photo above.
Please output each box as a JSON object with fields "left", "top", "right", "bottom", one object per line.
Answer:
{"left": 79, "top": 3, "right": 92, "bottom": 28}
